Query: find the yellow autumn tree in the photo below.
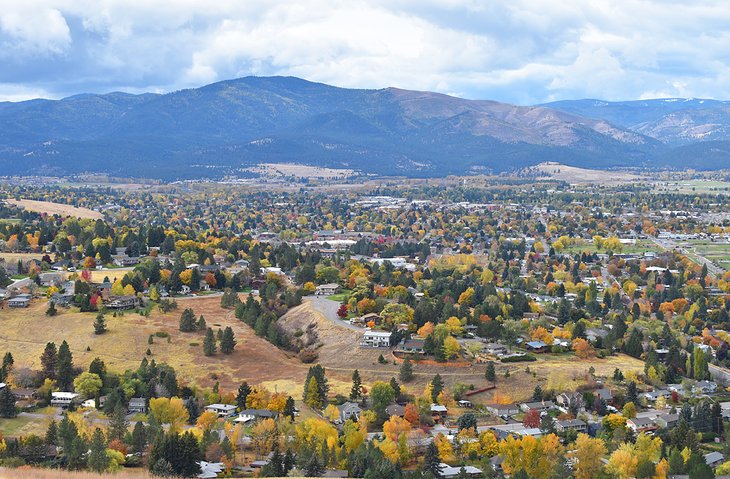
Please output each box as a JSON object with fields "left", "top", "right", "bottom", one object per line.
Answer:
{"left": 573, "top": 434, "right": 607, "bottom": 479}
{"left": 149, "top": 397, "right": 189, "bottom": 432}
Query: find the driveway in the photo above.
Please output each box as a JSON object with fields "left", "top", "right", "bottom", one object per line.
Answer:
{"left": 305, "top": 296, "right": 362, "bottom": 332}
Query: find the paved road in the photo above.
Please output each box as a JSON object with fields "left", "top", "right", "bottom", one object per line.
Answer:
{"left": 305, "top": 296, "right": 363, "bottom": 332}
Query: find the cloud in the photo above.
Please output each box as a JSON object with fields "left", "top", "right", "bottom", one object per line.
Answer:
{"left": 0, "top": 0, "right": 730, "bottom": 103}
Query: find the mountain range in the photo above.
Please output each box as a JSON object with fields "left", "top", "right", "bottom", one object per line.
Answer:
{"left": 1, "top": 76, "right": 729, "bottom": 179}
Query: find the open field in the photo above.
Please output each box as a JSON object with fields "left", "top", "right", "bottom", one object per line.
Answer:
{"left": 246, "top": 162, "right": 359, "bottom": 180}
{"left": 4, "top": 199, "right": 103, "bottom": 220}
{"left": 562, "top": 239, "right": 658, "bottom": 255}
{"left": 526, "top": 162, "right": 641, "bottom": 185}
{"left": 682, "top": 240, "right": 730, "bottom": 269}
{"left": 656, "top": 179, "right": 730, "bottom": 195}
{"left": 0, "top": 252, "right": 45, "bottom": 263}
{"left": 0, "top": 469, "right": 156, "bottom": 479}
{"left": 0, "top": 295, "right": 645, "bottom": 403}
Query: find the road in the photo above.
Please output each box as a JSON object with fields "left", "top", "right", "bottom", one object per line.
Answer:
{"left": 305, "top": 296, "right": 363, "bottom": 332}
{"left": 650, "top": 237, "right": 724, "bottom": 279}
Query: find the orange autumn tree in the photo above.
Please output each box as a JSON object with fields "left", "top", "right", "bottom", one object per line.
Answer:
{"left": 572, "top": 338, "right": 596, "bottom": 359}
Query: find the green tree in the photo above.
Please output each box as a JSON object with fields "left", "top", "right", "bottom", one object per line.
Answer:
{"left": 87, "top": 428, "right": 110, "bottom": 472}
{"left": 40, "top": 342, "right": 58, "bottom": 380}
{"left": 283, "top": 396, "right": 296, "bottom": 422}
{"left": 203, "top": 328, "right": 216, "bottom": 356}
{"left": 73, "top": 372, "right": 103, "bottom": 398}
{"left": 220, "top": 326, "right": 236, "bottom": 354}
{"left": 485, "top": 361, "right": 496, "bottom": 383}
{"left": 108, "top": 405, "right": 129, "bottom": 442}
{"left": 431, "top": 374, "right": 444, "bottom": 403}
{"left": 370, "top": 381, "right": 395, "bottom": 423}
{"left": 237, "top": 382, "right": 251, "bottom": 409}
{"left": 423, "top": 441, "right": 442, "bottom": 478}
{"left": 350, "top": 369, "right": 362, "bottom": 402}
{"left": 46, "top": 301, "right": 58, "bottom": 316}
{"left": 0, "top": 385, "right": 17, "bottom": 418}
{"left": 305, "top": 377, "right": 322, "bottom": 409}
{"left": 93, "top": 312, "right": 107, "bottom": 335}
{"left": 179, "top": 308, "right": 197, "bottom": 332}
{"left": 57, "top": 340, "right": 74, "bottom": 391}
{"left": 399, "top": 359, "right": 414, "bottom": 382}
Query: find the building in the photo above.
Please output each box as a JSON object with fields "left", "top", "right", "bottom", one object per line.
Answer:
{"left": 51, "top": 392, "right": 80, "bottom": 408}
{"left": 525, "top": 340, "right": 549, "bottom": 353}
{"left": 197, "top": 461, "right": 225, "bottom": 479}
{"left": 555, "top": 419, "right": 587, "bottom": 433}
{"left": 205, "top": 404, "right": 237, "bottom": 417}
{"left": 397, "top": 339, "right": 426, "bottom": 354}
{"left": 337, "top": 401, "right": 362, "bottom": 422}
{"left": 315, "top": 283, "right": 341, "bottom": 296}
{"left": 705, "top": 451, "right": 724, "bottom": 468}
{"left": 360, "top": 330, "right": 392, "bottom": 348}
{"left": 8, "top": 295, "right": 30, "bottom": 308}
{"left": 430, "top": 404, "right": 448, "bottom": 422}
{"left": 235, "top": 409, "right": 278, "bottom": 424}
{"left": 486, "top": 403, "right": 519, "bottom": 417}
{"left": 128, "top": 397, "right": 147, "bottom": 414}
{"left": 106, "top": 295, "right": 139, "bottom": 310}
{"left": 655, "top": 413, "right": 679, "bottom": 429}
{"left": 627, "top": 417, "right": 658, "bottom": 433}
{"left": 386, "top": 404, "right": 406, "bottom": 417}
{"left": 520, "top": 400, "right": 555, "bottom": 413}
{"left": 438, "top": 463, "right": 483, "bottom": 478}
{"left": 484, "top": 343, "right": 508, "bottom": 356}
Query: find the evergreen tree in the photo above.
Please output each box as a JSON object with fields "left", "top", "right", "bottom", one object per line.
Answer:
{"left": 220, "top": 326, "right": 236, "bottom": 354}
{"left": 46, "top": 301, "right": 58, "bottom": 316}
{"left": 350, "top": 369, "right": 362, "bottom": 401}
{"left": 389, "top": 377, "right": 401, "bottom": 398}
{"left": 197, "top": 315, "right": 206, "bottom": 330}
{"left": 94, "top": 312, "right": 107, "bottom": 335}
{"left": 533, "top": 384, "right": 543, "bottom": 401}
{"left": 108, "top": 405, "right": 129, "bottom": 442}
{"left": 0, "top": 385, "right": 17, "bottom": 418}
{"left": 399, "top": 358, "right": 414, "bottom": 382}
{"left": 431, "top": 374, "right": 444, "bottom": 403}
{"left": 203, "top": 328, "right": 216, "bottom": 356}
{"left": 57, "top": 340, "right": 74, "bottom": 391}
{"left": 131, "top": 421, "right": 147, "bottom": 454}
{"left": 283, "top": 396, "right": 296, "bottom": 421}
{"left": 485, "top": 361, "right": 496, "bottom": 383}
{"left": 626, "top": 381, "right": 638, "bottom": 404}
{"left": 179, "top": 308, "right": 197, "bottom": 332}
{"left": 423, "top": 442, "right": 443, "bottom": 478}
{"left": 87, "top": 428, "right": 110, "bottom": 472}
{"left": 668, "top": 448, "right": 684, "bottom": 474}
{"left": 237, "top": 382, "right": 252, "bottom": 409}
{"left": 45, "top": 420, "right": 58, "bottom": 446}
{"left": 40, "top": 342, "right": 58, "bottom": 380}
{"left": 303, "top": 454, "right": 324, "bottom": 477}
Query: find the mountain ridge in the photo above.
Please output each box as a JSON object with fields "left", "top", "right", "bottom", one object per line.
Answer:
{"left": 0, "top": 76, "right": 727, "bottom": 179}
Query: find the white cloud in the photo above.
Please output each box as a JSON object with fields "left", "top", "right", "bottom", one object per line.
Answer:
{"left": 1, "top": 0, "right": 730, "bottom": 103}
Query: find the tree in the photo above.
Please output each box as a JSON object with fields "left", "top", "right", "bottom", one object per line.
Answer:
{"left": 305, "top": 377, "right": 323, "bottom": 409}
{"left": 423, "top": 441, "right": 443, "bottom": 478}
{"left": 131, "top": 421, "right": 147, "bottom": 454}
{"left": 431, "top": 374, "right": 444, "bottom": 403}
{"left": 203, "top": 328, "right": 216, "bottom": 356}
{"left": 304, "top": 454, "right": 324, "bottom": 477}
{"left": 93, "top": 312, "right": 107, "bottom": 335}
{"left": 88, "top": 428, "right": 110, "bottom": 472}
{"left": 283, "top": 396, "right": 296, "bottom": 421}
{"left": 220, "top": 326, "right": 236, "bottom": 354}
{"left": 523, "top": 409, "right": 540, "bottom": 428}
{"left": 572, "top": 338, "right": 596, "bottom": 359}
{"left": 108, "top": 405, "right": 129, "bottom": 442}
{"left": 0, "top": 385, "right": 17, "bottom": 418}
{"left": 57, "top": 340, "right": 74, "bottom": 391}
{"left": 73, "top": 372, "right": 103, "bottom": 398}
{"left": 40, "top": 342, "right": 58, "bottom": 380}
{"left": 485, "top": 361, "right": 496, "bottom": 383}
{"left": 350, "top": 369, "right": 362, "bottom": 402}
{"left": 237, "top": 382, "right": 252, "bottom": 409}
{"left": 179, "top": 308, "right": 197, "bottom": 332}
{"left": 573, "top": 433, "right": 607, "bottom": 479}
{"left": 46, "top": 301, "right": 58, "bottom": 316}
{"left": 149, "top": 397, "right": 190, "bottom": 432}
{"left": 371, "top": 382, "right": 396, "bottom": 423}
{"left": 457, "top": 412, "right": 477, "bottom": 431}
{"left": 399, "top": 359, "right": 414, "bottom": 382}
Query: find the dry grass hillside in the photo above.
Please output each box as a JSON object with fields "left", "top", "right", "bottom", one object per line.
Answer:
{"left": 3, "top": 199, "right": 103, "bottom": 220}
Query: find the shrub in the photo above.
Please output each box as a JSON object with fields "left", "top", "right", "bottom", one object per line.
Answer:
{"left": 298, "top": 349, "right": 318, "bottom": 363}
{"left": 501, "top": 354, "right": 537, "bottom": 363}
{"left": 155, "top": 331, "right": 169, "bottom": 338}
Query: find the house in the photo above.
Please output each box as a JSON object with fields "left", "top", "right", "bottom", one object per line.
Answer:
{"left": 397, "top": 339, "right": 426, "bottom": 354}
{"left": 627, "top": 417, "right": 658, "bottom": 433}
{"left": 128, "top": 397, "right": 147, "bottom": 414}
{"left": 555, "top": 419, "right": 587, "bottom": 433}
{"left": 520, "top": 400, "right": 555, "bottom": 413}
{"left": 205, "top": 404, "right": 237, "bottom": 417}
{"left": 353, "top": 312, "right": 381, "bottom": 326}
{"left": 486, "top": 403, "right": 520, "bottom": 417}
{"left": 8, "top": 295, "right": 30, "bottom": 308}
{"left": 430, "top": 404, "right": 448, "bottom": 421}
{"left": 458, "top": 400, "right": 473, "bottom": 408}
{"left": 39, "top": 272, "right": 64, "bottom": 287}
{"left": 106, "top": 295, "right": 139, "bottom": 310}
{"left": 386, "top": 404, "right": 406, "bottom": 417}
{"left": 360, "top": 330, "right": 392, "bottom": 348}
{"left": 484, "top": 343, "right": 508, "bottom": 356}
{"left": 51, "top": 392, "right": 80, "bottom": 408}
{"left": 197, "top": 461, "right": 225, "bottom": 479}
{"left": 556, "top": 392, "right": 584, "bottom": 412}
{"left": 337, "top": 401, "right": 362, "bottom": 423}
{"left": 525, "top": 340, "right": 548, "bottom": 353}
{"left": 594, "top": 388, "right": 614, "bottom": 403}
{"left": 438, "top": 463, "right": 483, "bottom": 478}
{"left": 315, "top": 283, "right": 341, "bottom": 296}
{"left": 235, "top": 409, "right": 278, "bottom": 424}
{"left": 50, "top": 292, "right": 74, "bottom": 307}
{"left": 643, "top": 389, "right": 671, "bottom": 402}
{"left": 705, "top": 451, "right": 724, "bottom": 468}
{"left": 655, "top": 413, "right": 679, "bottom": 429}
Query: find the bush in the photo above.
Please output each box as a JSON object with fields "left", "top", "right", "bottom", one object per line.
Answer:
{"left": 501, "top": 354, "right": 537, "bottom": 363}
{"left": 189, "top": 342, "right": 199, "bottom": 347}
{"left": 155, "top": 331, "right": 169, "bottom": 338}
{"left": 298, "top": 349, "right": 318, "bottom": 363}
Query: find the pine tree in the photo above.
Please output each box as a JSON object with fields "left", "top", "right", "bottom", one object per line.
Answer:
{"left": 131, "top": 421, "right": 147, "bottom": 454}
{"left": 94, "top": 312, "right": 107, "bottom": 334}
{"left": 220, "top": 326, "right": 236, "bottom": 354}
{"left": 485, "top": 361, "right": 496, "bottom": 383}
{"left": 0, "top": 385, "right": 17, "bottom": 418}
{"left": 87, "top": 428, "right": 110, "bottom": 472}
{"left": 197, "top": 315, "right": 206, "bottom": 331}
{"left": 283, "top": 396, "right": 296, "bottom": 421}
{"left": 108, "top": 405, "right": 129, "bottom": 442}
{"left": 46, "top": 301, "right": 58, "bottom": 316}
{"left": 431, "top": 374, "right": 444, "bottom": 403}
{"left": 350, "top": 369, "right": 362, "bottom": 401}
{"left": 46, "top": 420, "right": 58, "bottom": 446}
{"left": 304, "top": 454, "right": 324, "bottom": 477}
{"left": 40, "top": 342, "right": 58, "bottom": 380}
{"left": 56, "top": 340, "right": 74, "bottom": 391}
{"left": 203, "top": 328, "right": 216, "bottom": 356}
{"left": 399, "top": 358, "right": 414, "bottom": 382}
{"left": 237, "top": 382, "right": 251, "bottom": 409}
{"left": 179, "top": 308, "right": 197, "bottom": 332}
{"left": 423, "top": 442, "right": 443, "bottom": 478}
{"left": 533, "top": 384, "right": 543, "bottom": 401}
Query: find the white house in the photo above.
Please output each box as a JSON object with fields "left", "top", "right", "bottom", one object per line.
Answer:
{"left": 51, "top": 392, "right": 79, "bottom": 408}
{"left": 205, "top": 404, "right": 237, "bottom": 417}
{"left": 360, "top": 330, "right": 392, "bottom": 348}
{"left": 315, "top": 283, "right": 341, "bottom": 296}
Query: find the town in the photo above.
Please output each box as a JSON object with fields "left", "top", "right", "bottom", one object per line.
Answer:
{"left": 0, "top": 173, "right": 730, "bottom": 478}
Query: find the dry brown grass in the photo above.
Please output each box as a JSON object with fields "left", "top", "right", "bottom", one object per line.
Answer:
{"left": 0, "top": 469, "right": 308, "bottom": 479}
{"left": 528, "top": 162, "right": 640, "bottom": 185}
{"left": 0, "top": 252, "right": 45, "bottom": 263}
{"left": 4, "top": 199, "right": 103, "bottom": 220}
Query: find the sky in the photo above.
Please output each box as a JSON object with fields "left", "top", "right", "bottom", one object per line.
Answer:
{"left": 2, "top": 0, "right": 730, "bottom": 104}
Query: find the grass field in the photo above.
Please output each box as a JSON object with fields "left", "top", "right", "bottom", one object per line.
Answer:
{"left": 683, "top": 240, "right": 730, "bottom": 267}
{"left": 562, "top": 239, "right": 657, "bottom": 255}
{"left": 0, "top": 252, "right": 45, "bottom": 263}
{"left": 4, "top": 199, "right": 103, "bottom": 220}
{"left": 657, "top": 179, "right": 730, "bottom": 195}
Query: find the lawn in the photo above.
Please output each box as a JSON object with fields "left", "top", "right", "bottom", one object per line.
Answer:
{"left": 0, "top": 414, "right": 53, "bottom": 438}
{"left": 327, "top": 289, "right": 352, "bottom": 302}
{"left": 562, "top": 239, "right": 657, "bottom": 255}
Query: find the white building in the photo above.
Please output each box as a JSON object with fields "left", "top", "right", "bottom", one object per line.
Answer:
{"left": 204, "top": 404, "right": 237, "bottom": 417}
{"left": 360, "top": 330, "right": 392, "bottom": 348}
{"left": 51, "top": 392, "right": 79, "bottom": 408}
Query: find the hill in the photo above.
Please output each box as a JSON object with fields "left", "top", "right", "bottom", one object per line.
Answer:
{"left": 0, "top": 77, "right": 668, "bottom": 179}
